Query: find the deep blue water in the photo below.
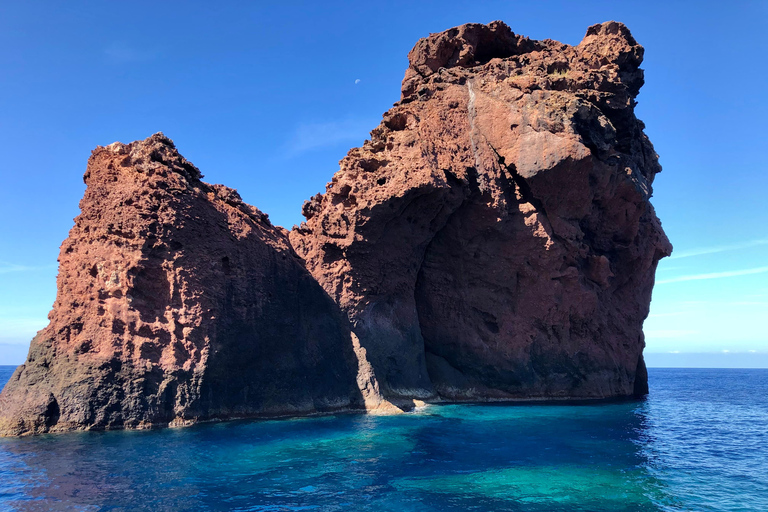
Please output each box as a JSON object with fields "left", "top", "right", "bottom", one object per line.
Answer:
{"left": 0, "top": 366, "right": 766, "bottom": 511}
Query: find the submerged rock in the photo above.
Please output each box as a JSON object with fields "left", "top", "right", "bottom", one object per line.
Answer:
{"left": 0, "top": 134, "right": 362, "bottom": 436}
{"left": 290, "top": 21, "right": 671, "bottom": 401}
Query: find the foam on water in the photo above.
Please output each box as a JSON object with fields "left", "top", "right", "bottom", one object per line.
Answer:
{"left": 0, "top": 366, "right": 766, "bottom": 511}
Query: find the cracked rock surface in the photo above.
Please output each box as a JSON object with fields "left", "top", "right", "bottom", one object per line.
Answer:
{"left": 0, "top": 134, "right": 362, "bottom": 436}
{"left": 290, "top": 20, "right": 672, "bottom": 401}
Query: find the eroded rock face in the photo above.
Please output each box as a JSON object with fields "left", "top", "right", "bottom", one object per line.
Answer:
{"left": 0, "top": 20, "right": 671, "bottom": 436}
{"left": 0, "top": 134, "right": 362, "bottom": 436}
{"left": 290, "top": 21, "right": 672, "bottom": 401}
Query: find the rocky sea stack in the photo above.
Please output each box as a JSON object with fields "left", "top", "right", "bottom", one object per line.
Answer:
{"left": 0, "top": 20, "right": 670, "bottom": 436}
{"left": 0, "top": 135, "right": 363, "bottom": 436}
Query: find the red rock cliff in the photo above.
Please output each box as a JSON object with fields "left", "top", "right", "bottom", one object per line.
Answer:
{"left": 290, "top": 21, "right": 672, "bottom": 401}
{"left": 0, "top": 134, "right": 362, "bottom": 436}
{"left": 0, "top": 21, "right": 672, "bottom": 436}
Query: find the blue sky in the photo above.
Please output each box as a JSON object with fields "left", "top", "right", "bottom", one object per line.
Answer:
{"left": 0, "top": 1, "right": 766, "bottom": 367}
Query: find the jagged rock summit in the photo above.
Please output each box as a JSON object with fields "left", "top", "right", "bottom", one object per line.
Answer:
{"left": 0, "top": 134, "right": 362, "bottom": 436}
{"left": 0, "top": 20, "right": 671, "bottom": 436}
{"left": 291, "top": 20, "right": 671, "bottom": 401}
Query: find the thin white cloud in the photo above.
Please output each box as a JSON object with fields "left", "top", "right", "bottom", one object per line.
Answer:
{"left": 644, "top": 329, "right": 698, "bottom": 338}
{"left": 0, "top": 337, "right": 34, "bottom": 346}
{"left": 103, "top": 42, "right": 156, "bottom": 64}
{"left": 285, "top": 118, "right": 375, "bottom": 155}
{"left": 655, "top": 265, "right": 686, "bottom": 272}
{"left": 0, "top": 261, "right": 55, "bottom": 274}
{"left": 0, "top": 317, "right": 49, "bottom": 337}
{"left": 656, "top": 266, "right": 768, "bottom": 285}
{"left": 670, "top": 238, "right": 768, "bottom": 260}
{"left": 0, "top": 261, "right": 30, "bottom": 274}
{"left": 741, "top": 288, "right": 768, "bottom": 300}
{"left": 647, "top": 311, "right": 686, "bottom": 318}
{"left": 656, "top": 300, "right": 768, "bottom": 308}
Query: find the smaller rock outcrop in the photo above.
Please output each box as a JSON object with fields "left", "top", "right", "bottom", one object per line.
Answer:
{"left": 0, "top": 134, "right": 362, "bottom": 436}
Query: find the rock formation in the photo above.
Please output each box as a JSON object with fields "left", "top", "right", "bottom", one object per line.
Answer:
{"left": 290, "top": 21, "right": 671, "bottom": 401}
{"left": 0, "top": 20, "right": 671, "bottom": 436}
{"left": 0, "top": 134, "right": 362, "bottom": 436}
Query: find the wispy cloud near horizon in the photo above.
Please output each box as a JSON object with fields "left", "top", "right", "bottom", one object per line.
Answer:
{"left": 644, "top": 329, "right": 699, "bottom": 338}
{"left": 284, "top": 118, "right": 377, "bottom": 156}
{"left": 670, "top": 238, "right": 768, "bottom": 260}
{"left": 0, "top": 261, "right": 55, "bottom": 274}
{"left": 657, "top": 265, "right": 768, "bottom": 285}
{"left": 0, "top": 316, "right": 49, "bottom": 338}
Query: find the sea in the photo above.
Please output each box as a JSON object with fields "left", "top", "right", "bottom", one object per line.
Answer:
{"left": 0, "top": 366, "right": 766, "bottom": 511}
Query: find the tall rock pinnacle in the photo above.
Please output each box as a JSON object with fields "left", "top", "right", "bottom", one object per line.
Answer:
{"left": 290, "top": 21, "right": 671, "bottom": 401}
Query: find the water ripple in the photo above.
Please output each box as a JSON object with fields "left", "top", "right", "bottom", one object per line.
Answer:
{"left": 0, "top": 367, "right": 766, "bottom": 511}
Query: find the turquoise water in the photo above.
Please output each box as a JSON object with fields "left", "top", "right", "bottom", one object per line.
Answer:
{"left": 0, "top": 367, "right": 766, "bottom": 511}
